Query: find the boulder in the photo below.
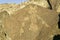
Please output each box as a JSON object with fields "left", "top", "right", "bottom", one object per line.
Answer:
{"left": 3, "top": 4, "right": 59, "bottom": 40}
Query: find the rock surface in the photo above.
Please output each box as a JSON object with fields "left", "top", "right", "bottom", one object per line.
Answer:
{"left": 0, "top": 0, "right": 60, "bottom": 40}
{"left": 2, "top": 4, "right": 59, "bottom": 40}
{"left": 0, "top": 11, "right": 11, "bottom": 40}
{"left": 49, "top": 0, "right": 60, "bottom": 12}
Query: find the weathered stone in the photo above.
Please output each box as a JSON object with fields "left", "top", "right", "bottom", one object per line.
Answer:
{"left": 0, "top": 11, "right": 10, "bottom": 40}
{"left": 49, "top": 0, "right": 57, "bottom": 10}
{"left": 29, "top": 0, "right": 50, "bottom": 8}
{"left": 56, "top": 0, "right": 60, "bottom": 13}
{"left": 3, "top": 4, "right": 59, "bottom": 40}
{"left": 49, "top": 0, "right": 60, "bottom": 12}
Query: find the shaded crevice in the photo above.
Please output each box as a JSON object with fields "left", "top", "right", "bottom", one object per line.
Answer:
{"left": 47, "top": 0, "right": 52, "bottom": 10}
{"left": 4, "top": 32, "right": 7, "bottom": 37}
{"left": 53, "top": 34, "right": 60, "bottom": 40}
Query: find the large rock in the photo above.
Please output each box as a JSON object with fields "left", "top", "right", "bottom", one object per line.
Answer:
{"left": 3, "top": 4, "right": 59, "bottom": 40}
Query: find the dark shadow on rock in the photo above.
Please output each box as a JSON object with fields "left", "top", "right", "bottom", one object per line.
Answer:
{"left": 47, "top": 0, "right": 52, "bottom": 10}
{"left": 53, "top": 34, "right": 60, "bottom": 40}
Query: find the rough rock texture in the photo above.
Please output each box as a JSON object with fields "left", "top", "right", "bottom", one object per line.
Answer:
{"left": 0, "top": 4, "right": 21, "bottom": 14}
{"left": 56, "top": 0, "right": 60, "bottom": 13}
{"left": 0, "top": 11, "right": 11, "bottom": 40}
{"left": 49, "top": 0, "right": 60, "bottom": 12}
{"left": 30, "top": 0, "right": 60, "bottom": 13}
{"left": 2, "top": 4, "right": 59, "bottom": 40}
{"left": 29, "top": 0, "right": 50, "bottom": 8}
{"left": 0, "top": 0, "right": 50, "bottom": 14}
{"left": 49, "top": 0, "right": 57, "bottom": 10}
{"left": 0, "top": 0, "right": 60, "bottom": 40}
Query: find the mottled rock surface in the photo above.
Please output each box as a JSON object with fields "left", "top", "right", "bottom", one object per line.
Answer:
{"left": 49, "top": 0, "right": 60, "bottom": 12}
{"left": 0, "top": 11, "right": 11, "bottom": 40}
{"left": 29, "top": 0, "right": 50, "bottom": 8}
{"left": 0, "top": 0, "right": 60, "bottom": 40}
{"left": 2, "top": 4, "right": 59, "bottom": 40}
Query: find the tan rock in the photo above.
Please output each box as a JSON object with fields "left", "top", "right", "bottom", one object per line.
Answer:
{"left": 0, "top": 11, "right": 10, "bottom": 40}
{"left": 49, "top": 0, "right": 60, "bottom": 13}
{"left": 49, "top": 0, "right": 57, "bottom": 10}
{"left": 29, "top": 0, "right": 50, "bottom": 8}
{"left": 3, "top": 3, "right": 59, "bottom": 40}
